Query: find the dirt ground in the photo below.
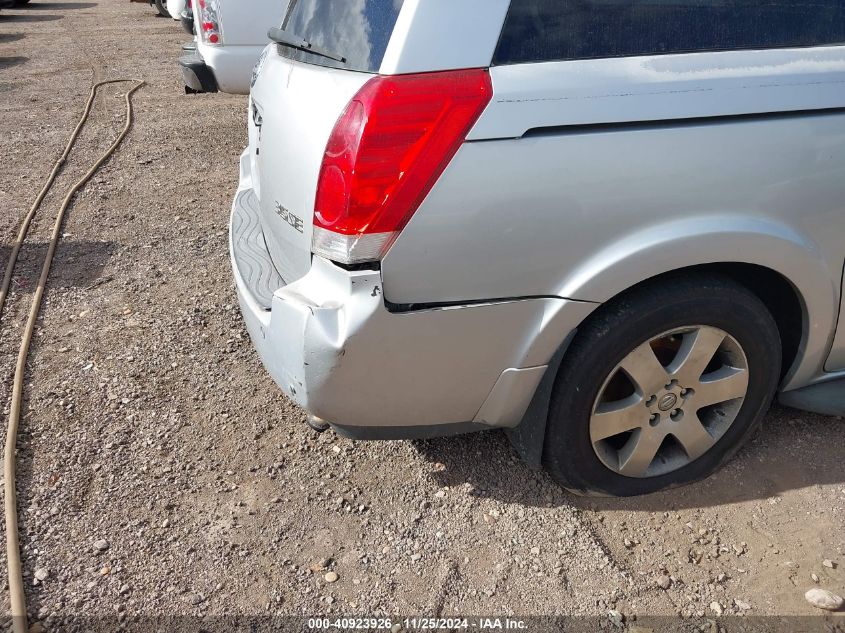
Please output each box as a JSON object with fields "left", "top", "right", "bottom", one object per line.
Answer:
{"left": 0, "top": 1, "right": 844, "bottom": 631}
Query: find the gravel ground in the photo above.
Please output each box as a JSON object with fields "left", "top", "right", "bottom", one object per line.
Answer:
{"left": 1, "top": 2, "right": 844, "bottom": 631}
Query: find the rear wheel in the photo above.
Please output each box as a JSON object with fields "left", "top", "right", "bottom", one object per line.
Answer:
{"left": 543, "top": 274, "right": 781, "bottom": 496}
{"left": 154, "top": 0, "right": 169, "bottom": 16}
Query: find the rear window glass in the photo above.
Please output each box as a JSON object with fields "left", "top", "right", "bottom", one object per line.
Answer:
{"left": 280, "top": 0, "right": 404, "bottom": 72}
{"left": 494, "top": 0, "right": 845, "bottom": 65}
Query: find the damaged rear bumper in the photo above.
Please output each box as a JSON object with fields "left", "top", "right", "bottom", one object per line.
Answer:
{"left": 229, "top": 150, "right": 594, "bottom": 438}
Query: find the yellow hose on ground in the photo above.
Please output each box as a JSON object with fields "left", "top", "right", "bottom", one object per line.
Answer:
{"left": 1, "top": 78, "right": 144, "bottom": 633}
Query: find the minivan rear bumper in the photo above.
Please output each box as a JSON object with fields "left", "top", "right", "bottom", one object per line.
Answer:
{"left": 229, "top": 150, "right": 595, "bottom": 437}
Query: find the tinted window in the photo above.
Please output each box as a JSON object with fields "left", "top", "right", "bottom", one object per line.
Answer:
{"left": 494, "top": 0, "right": 845, "bottom": 64}
{"left": 280, "top": 0, "right": 404, "bottom": 72}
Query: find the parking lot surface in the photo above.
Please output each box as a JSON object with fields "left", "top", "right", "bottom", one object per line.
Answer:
{"left": 1, "top": 2, "right": 844, "bottom": 630}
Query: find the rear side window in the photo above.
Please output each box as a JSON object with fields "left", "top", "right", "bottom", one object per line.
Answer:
{"left": 494, "top": 0, "right": 845, "bottom": 65}
{"left": 280, "top": 0, "right": 404, "bottom": 72}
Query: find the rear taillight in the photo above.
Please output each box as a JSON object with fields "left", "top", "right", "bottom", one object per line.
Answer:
{"left": 312, "top": 69, "right": 493, "bottom": 265}
{"left": 195, "top": 0, "right": 221, "bottom": 45}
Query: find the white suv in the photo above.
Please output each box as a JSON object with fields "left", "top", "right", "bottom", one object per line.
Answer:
{"left": 179, "top": 0, "right": 289, "bottom": 94}
{"left": 232, "top": 0, "right": 845, "bottom": 496}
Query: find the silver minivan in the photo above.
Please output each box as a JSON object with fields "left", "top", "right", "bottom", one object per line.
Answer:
{"left": 230, "top": 0, "right": 845, "bottom": 496}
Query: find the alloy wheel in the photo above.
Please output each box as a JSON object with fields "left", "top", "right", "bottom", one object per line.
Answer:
{"left": 589, "top": 326, "right": 749, "bottom": 478}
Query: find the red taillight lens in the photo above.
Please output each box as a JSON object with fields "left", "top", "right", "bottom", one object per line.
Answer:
{"left": 312, "top": 69, "right": 493, "bottom": 264}
{"left": 194, "top": 0, "right": 221, "bottom": 45}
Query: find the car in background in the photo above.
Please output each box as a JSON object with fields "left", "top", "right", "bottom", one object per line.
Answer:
{"left": 140, "top": 0, "right": 168, "bottom": 16}
{"left": 231, "top": 0, "right": 845, "bottom": 496}
{"left": 179, "top": 0, "right": 289, "bottom": 94}
{"left": 129, "top": 0, "right": 167, "bottom": 17}
{"left": 178, "top": 0, "right": 193, "bottom": 35}
{"left": 167, "top": 0, "right": 186, "bottom": 20}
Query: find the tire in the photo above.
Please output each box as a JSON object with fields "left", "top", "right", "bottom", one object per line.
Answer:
{"left": 543, "top": 273, "right": 781, "bottom": 496}
{"left": 154, "top": 0, "right": 169, "bottom": 16}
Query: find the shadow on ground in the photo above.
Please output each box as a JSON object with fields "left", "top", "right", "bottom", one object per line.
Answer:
{"left": 412, "top": 404, "right": 845, "bottom": 510}
{"left": 0, "top": 12, "right": 62, "bottom": 22}
{"left": 0, "top": 32, "right": 25, "bottom": 43}
{"left": 0, "top": 240, "right": 118, "bottom": 292}
{"left": 15, "top": 1, "right": 97, "bottom": 7}
{"left": 0, "top": 55, "right": 27, "bottom": 68}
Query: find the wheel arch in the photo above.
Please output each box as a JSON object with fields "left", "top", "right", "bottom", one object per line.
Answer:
{"left": 597, "top": 263, "right": 805, "bottom": 385}
{"left": 556, "top": 216, "right": 837, "bottom": 389}
{"left": 509, "top": 233, "right": 836, "bottom": 469}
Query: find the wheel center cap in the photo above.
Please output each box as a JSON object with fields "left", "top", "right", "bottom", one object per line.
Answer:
{"left": 658, "top": 393, "right": 679, "bottom": 411}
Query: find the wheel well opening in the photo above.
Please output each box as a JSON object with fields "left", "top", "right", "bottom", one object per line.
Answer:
{"left": 620, "top": 263, "right": 804, "bottom": 381}
{"left": 509, "top": 263, "right": 805, "bottom": 470}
